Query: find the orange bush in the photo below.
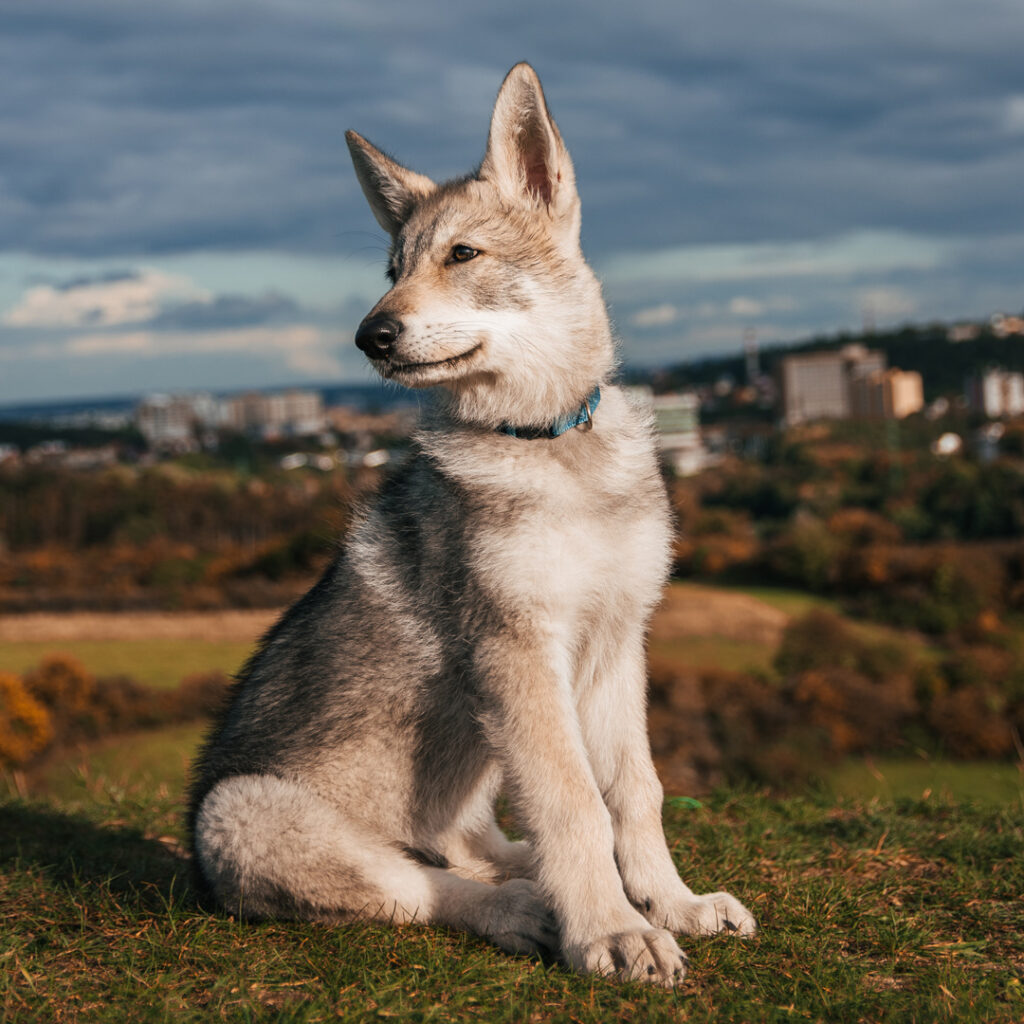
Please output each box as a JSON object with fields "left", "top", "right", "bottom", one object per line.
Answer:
{"left": 792, "top": 666, "right": 917, "bottom": 755}
{"left": 0, "top": 671, "right": 53, "bottom": 767}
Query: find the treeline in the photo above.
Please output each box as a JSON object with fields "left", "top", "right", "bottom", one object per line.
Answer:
{"left": 0, "top": 462, "right": 362, "bottom": 551}
{"left": 0, "top": 462, "right": 382, "bottom": 610}
{"left": 673, "top": 423, "right": 1024, "bottom": 636}
{"left": 649, "top": 609, "right": 1024, "bottom": 794}
{"left": 0, "top": 421, "right": 144, "bottom": 452}
{"left": 4, "top": 418, "right": 1024, "bottom": 623}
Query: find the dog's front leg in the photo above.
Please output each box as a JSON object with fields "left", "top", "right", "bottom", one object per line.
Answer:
{"left": 580, "top": 637, "right": 757, "bottom": 938}
{"left": 475, "top": 633, "right": 687, "bottom": 986}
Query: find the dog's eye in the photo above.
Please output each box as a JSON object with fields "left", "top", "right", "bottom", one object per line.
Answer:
{"left": 449, "top": 245, "right": 478, "bottom": 264}
{"left": 385, "top": 264, "right": 397, "bottom": 284}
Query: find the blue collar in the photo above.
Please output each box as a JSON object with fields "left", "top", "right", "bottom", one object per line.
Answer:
{"left": 497, "top": 386, "right": 601, "bottom": 440}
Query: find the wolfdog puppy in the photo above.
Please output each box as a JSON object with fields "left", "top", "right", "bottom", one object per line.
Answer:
{"left": 189, "top": 62, "right": 755, "bottom": 986}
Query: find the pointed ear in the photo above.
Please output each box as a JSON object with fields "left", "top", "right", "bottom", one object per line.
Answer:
{"left": 479, "top": 64, "right": 579, "bottom": 228}
{"left": 346, "top": 130, "right": 436, "bottom": 236}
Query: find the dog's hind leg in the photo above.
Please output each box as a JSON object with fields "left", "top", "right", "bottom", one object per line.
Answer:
{"left": 194, "top": 774, "right": 555, "bottom": 954}
{"left": 462, "top": 818, "right": 535, "bottom": 881}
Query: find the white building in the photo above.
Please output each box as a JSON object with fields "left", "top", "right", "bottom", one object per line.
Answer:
{"left": 627, "top": 388, "right": 711, "bottom": 476}
{"left": 135, "top": 394, "right": 197, "bottom": 449}
{"left": 967, "top": 369, "right": 1024, "bottom": 418}
{"left": 220, "top": 389, "right": 326, "bottom": 438}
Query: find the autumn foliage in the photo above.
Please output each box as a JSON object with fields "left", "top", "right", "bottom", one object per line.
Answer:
{"left": 648, "top": 609, "right": 1024, "bottom": 791}
{"left": 0, "top": 655, "right": 228, "bottom": 769}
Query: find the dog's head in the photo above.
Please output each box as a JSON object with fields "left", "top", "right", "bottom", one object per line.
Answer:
{"left": 346, "top": 63, "right": 614, "bottom": 429}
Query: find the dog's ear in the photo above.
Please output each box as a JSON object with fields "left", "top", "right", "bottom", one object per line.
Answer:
{"left": 480, "top": 64, "right": 580, "bottom": 234}
{"left": 346, "top": 131, "right": 436, "bottom": 236}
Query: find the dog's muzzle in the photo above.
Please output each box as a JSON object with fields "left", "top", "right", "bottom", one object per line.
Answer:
{"left": 355, "top": 315, "right": 401, "bottom": 361}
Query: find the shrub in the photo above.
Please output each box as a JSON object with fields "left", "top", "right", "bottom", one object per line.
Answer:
{"left": 175, "top": 671, "right": 231, "bottom": 718}
{"left": 23, "top": 653, "right": 95, "bottom": 713}
{"left": 764, "top": 517, "right": 847, "bottom": 592}
{"left": 774, "top": 609, "right": 912, "bottom": 681}
{"left": 700, "top": 668, "right": 809, "bottom": 784}
{"left": 790, "top": 666, "right": 916, "bottom": 755}
{"left": 0, "top": 671, "right": 53, "bottom": 767}
{"left": 12, "top": 657, "right": 232, "bottom": 758}
{"left": 647, "top": 659, "right": 724, "bottom": 793}
{"left": 927, "top": 685, "right": 1014, "bottom": 758}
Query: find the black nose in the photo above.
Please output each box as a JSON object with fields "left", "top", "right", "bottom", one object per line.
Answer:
{"left": 355, "top": 315, "right": 401, "bottom": 361}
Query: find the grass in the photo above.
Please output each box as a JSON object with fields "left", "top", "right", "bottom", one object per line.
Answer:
{"left": 3, "top": 723, "right": 206, "bottom": 808}
{"left": 2, "top": 729, "right": 1023, "bottom": 1022}
{"left": 0, "top": 639, "right": 254, "bottom": 690}
{"left": 649, "top": 634, "right": 776, "bottom": 673}
{"left": 826, "top": 757, "right": 1024, "bottom": 812}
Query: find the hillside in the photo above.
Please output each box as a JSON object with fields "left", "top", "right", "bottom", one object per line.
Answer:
{"left": 3, "top": 753, "right": 1021, "bottom": 1023}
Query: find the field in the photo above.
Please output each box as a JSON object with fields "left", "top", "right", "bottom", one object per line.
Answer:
{"left": 0, "top": 583, "right": 799, "bottom": 685}
{"left": 2, "top": 585, "right": 1023, "bottom": 1021}
{"left": 0, "top": 610, "right": 276, "bottom": 689}
{"left": 3, "top": 727, "right": 1022, "bottom": 1022}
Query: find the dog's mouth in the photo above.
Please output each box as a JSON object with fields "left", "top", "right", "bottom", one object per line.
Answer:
{"left": 383, "top": 343, "right": 484, "bottom": 379}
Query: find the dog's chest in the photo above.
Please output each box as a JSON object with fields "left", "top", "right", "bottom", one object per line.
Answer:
{"left": 468, "top": 463, "right": 670, "bottom": 624}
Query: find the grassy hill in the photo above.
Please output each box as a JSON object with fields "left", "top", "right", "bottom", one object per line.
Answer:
{"left": 2, "top": 728, "right": 1022, "bottom": 1023}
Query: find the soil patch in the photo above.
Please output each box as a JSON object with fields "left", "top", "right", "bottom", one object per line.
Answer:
{"left": 0, "top": 609, "right": 279, "bottom": 644}
{"left": 651, "top": 584, "right": 790, "bottom": 646}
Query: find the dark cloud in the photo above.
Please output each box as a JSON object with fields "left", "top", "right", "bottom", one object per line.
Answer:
{"left": 150, "top": 292, "right": 300, "bottom": 329}
{"left": 1, "top": 0, "right": 1022, "bottom": 259}
{"left": 49, "top": 270, "right": 141, "bottom": 291}
{"left": 2, "top": 0, "right": 1023, "bottom": 403}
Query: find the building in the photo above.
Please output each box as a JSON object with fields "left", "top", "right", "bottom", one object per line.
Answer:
{"left": 135, "top": 394, "right": 198, "bottom": 449}
{"left": 136, "top": 388, "right": 328, "bottom": 448}
{"left": 628, "top": 388, "right": 711, "bottom": 476}
{"left": 947, "top": 322, "right": 982, "bottom": 343}
{"left": 990, "top": 313, "right": 1024, "bottom": 338}
{"left": 849, "top": 369, "right": 924, "bottom": 420}
{"left": 967, "top": 369, "right": 1024, "bottom": 419}
{"left": 220, "top": 389, "right": 326, "bottom": 438}
{"left": 780, "top": 345, "right": 887, "bottom": 425}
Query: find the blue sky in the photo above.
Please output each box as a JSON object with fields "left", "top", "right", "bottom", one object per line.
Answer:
{"left": 1, "top": 0, "right": 1022, "bottom": 404}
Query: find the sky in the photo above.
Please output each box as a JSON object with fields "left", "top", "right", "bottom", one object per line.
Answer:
{"left": 1, "top": 0, "right": 1022, "bottom": 405}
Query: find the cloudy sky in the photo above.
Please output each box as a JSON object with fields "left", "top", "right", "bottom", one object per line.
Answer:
{"left": 1, "top": 0, "right": 1022, "bottom": 405}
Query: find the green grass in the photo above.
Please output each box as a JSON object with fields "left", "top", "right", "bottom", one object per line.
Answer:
{"left": 649, "top": 634, "right": 776, "bottom": 673}
{"left": 3, "top": 728, "right": 1023, "bottom": 1022}
{"left": 827, "top": 757, "right": 1024, "bottom": 812}
{"left": 0, "top": 638, "right": 254, "bottom": 689}
{"left": 2, "top": 723, "right": 206, "bottom": 808}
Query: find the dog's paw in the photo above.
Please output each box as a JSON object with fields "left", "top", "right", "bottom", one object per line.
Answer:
{"left": 566, "top": 927, "right": 688, "bottom": 986}
{"left": 656, "top": 891, "right": 757, "bottom": 937}
{"left": 482, "top": 879, "right": 558, "bottom": 956}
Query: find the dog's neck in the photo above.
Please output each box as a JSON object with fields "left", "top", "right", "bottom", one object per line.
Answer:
{"left": 495, "top": 386, "right": 601, "bottom": 440}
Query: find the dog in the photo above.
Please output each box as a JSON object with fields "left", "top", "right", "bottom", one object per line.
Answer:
{"left": 188, "top": 62, "right": 755, "bottom": 986}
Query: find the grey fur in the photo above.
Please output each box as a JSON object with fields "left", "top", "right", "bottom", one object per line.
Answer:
{"left": 189, "top": 62, "right": 755, "bottom": 986}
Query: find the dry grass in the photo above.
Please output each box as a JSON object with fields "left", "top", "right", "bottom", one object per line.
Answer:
{"left": 651, "top": 583, "right": 791, "bottom": 648}
{"left": 0, "top": 608, "right": 277, "bottom": 644}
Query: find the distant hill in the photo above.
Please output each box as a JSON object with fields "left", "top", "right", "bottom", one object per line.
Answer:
{"left": 0, "top": 382, "right": 418, "bottom": 424}
{"left": 640, "top": 320, "right": 1024, "bottom": 400}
